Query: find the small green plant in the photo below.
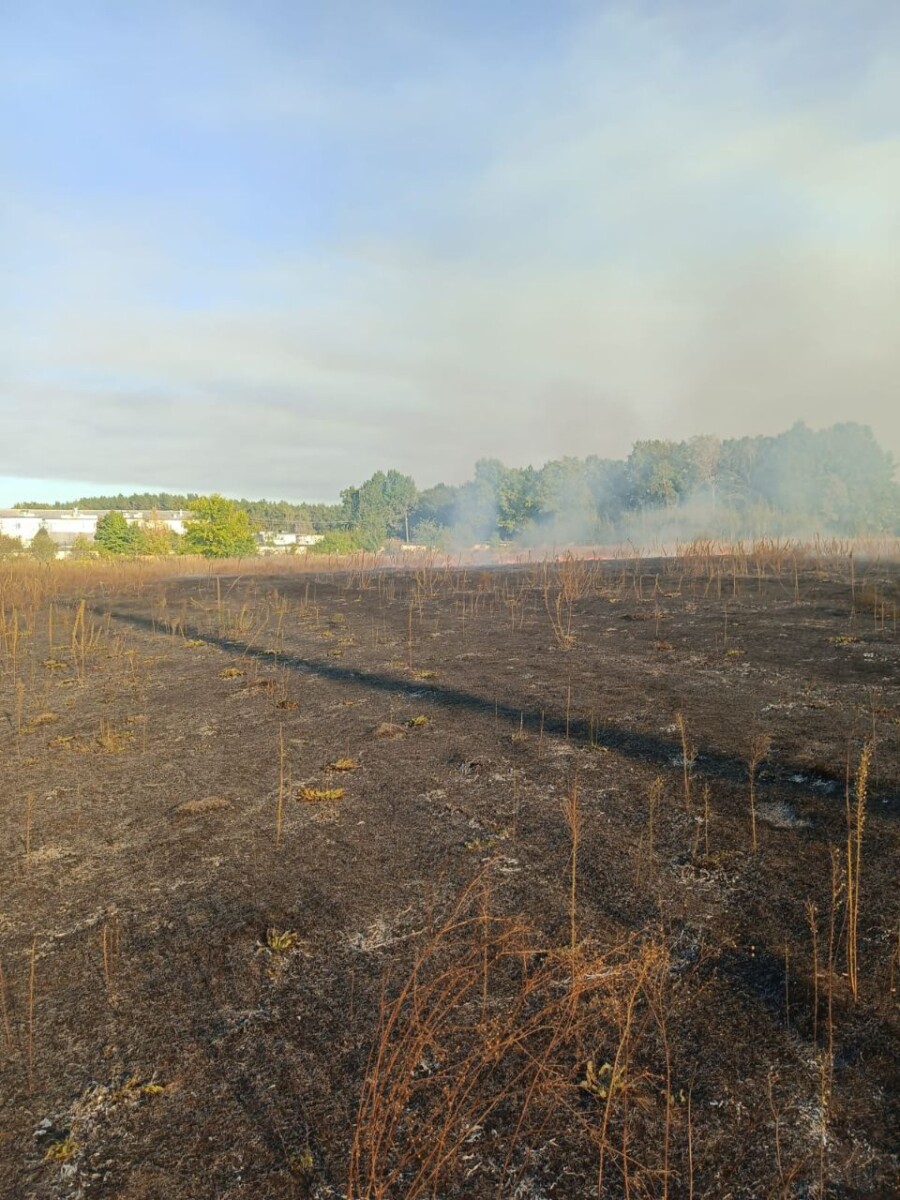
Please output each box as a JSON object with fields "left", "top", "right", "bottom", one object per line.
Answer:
{"left": 289, "top": 1148, "right": 316, "bottom": 1180}
{"left": 266, "top": 928, "right": 299, "bottom": 953}
{"left": 579, "top": 1059, "right": 625, "bottom": 1102}
{"left": 43, "top": 1137, "right": 79, "bottom": 1163}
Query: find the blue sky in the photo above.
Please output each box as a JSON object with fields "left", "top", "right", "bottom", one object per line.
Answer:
{"left": 2, "top": 1, "right": 898, "bottom": 503}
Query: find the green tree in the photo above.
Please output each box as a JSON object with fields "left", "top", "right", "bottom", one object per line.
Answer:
{"left": 340, "top": 470, "right": 418, "bottom": 548}
{"left": 307, "top": 530, "right": 363, "bottom": 555}
{"left": 497, "top": 465, "right": 542, "bottom": 537}
{"left": 141, "top": 522, "right": 181, "bottom": 556}
{"left": 183, "top": 495, "right": 257, "bottom": 558}
{"left": 409, "top": 519, "right": 447, "bottom": 549}
{"left": 95, "top": 511, "right": 144, "bottom": 556}
{"left": 383, "top": 469, "right": 419, "bottom": 542}
{"left": 0, "top": 533, "right": 24, "bottom": 558}
{"left": 411, "top": 483, "right": 459, "bottom": 531}
{"left": 30, "top": 527, "right": 57, "bottom": 561}
{"left": 70, "top": 534, "right": 96, "bottom": 560}
{"left": 453, "top": 459, "right": 505, "bottom": 543}
{"left": 535, "top": 457, "right": 598, "bottom": 542}
{"left": 625, "top": 441, "right": 690, "bottom": 509}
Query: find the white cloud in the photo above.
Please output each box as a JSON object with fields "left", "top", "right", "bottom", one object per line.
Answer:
{"left": 2, "top": 1, "right": 898, "bottom": 497}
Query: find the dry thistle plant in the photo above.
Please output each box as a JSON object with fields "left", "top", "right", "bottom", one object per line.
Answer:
{"left": 541, "top": 553, "right": 589, "bottom": 649}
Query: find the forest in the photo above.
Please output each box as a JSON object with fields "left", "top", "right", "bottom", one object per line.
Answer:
{"left": 18, "top": 422, "right": 899, "bottom": 550}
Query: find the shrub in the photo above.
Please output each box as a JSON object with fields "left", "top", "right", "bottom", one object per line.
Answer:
{"left": 69, "top": 534, "right": 97, "bottom": 560}
{"left": 30, "top": 527, "right": 57, "bottom": 561}
{"left": 307, "top": 530, "right": 363, "bottom": 555}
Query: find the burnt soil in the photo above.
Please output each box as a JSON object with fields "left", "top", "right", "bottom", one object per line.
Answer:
{"left": 1, "top": 559, "right": 898, "bottom": 1198}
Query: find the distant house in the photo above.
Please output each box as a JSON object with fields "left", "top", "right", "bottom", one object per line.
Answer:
{"left": 0, "top": 508, "right": 193, "bottom": 556}
{"left": 119, "top": 510, "right": 191, "bottom": 536}
{"left": 256, "top": 530, "right": 325, "bottom": 555}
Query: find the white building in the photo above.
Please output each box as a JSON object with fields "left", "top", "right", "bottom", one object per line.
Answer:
{"left": 0, "top": 509, "right": 96, "bottom": 551}
{"left": 121, "top": 510, "right": 191, "bottom": 536}
{"left": 256, "top": 531, "right": 325, "bottom": 555}
{"left": 0, "top": 508, "right": 192, "bottom": 555}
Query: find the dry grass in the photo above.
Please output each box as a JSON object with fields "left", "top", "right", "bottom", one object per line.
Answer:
{"left": 327, "top": 757, "right": 359, "bottom": 772}
{"left": 298, "top": 787, "right": 345, "bottom": 803}
{"left": 176, "top": 796, "right": 231, "bottom": 816}
{"left": 350, "top": 870, "right": 673, "bottom": 1199}
{"left": 373, "top": 722, "right": 405, "bottom": 740}
{"left": 846, "top": 740, "right": 872, "bottom": 1001}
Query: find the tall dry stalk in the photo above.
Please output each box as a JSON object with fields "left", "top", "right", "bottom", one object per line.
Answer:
{"left": 0, "top": 959, "right": 13, "bottom": 1055}
{"left": 21, "top": 793, "right": 35, "bottom": 878}
{"left": 747, "top": 734, "right": 771, "bottom": 852}
{"left": 27, "top": 937, "right": 36, "bottom": 1092}
{"left": 646, "top": 775, "right": 664, "bottom": 858}
{"left": 845, "top": 740, "right": 872, "bottom": 1001}
{"left": 561, "top": 769, "right": 580, "bottom": 956}
{"left": 71, "top": 598, "right": 87, "bottom": 682}
{"left": 675, "top": 712, "right": 695, "bottom": 811}
{"left": 101, "top": 913, "right": 121, "bottom": 1005}
{"left": 276, "top": 724, "right": 286, "bottom": 848}
{"left": 806, "top": 900, "right": 819, "bottom": 1045}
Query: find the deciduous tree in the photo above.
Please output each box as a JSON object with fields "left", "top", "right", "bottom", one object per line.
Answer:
{"left": 183, "top": 495, "right": 257, "bottom": 558}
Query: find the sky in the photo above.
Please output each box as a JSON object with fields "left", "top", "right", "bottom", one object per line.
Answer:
{"left": 2, "top": 0, "right": 898, "bottom": 504}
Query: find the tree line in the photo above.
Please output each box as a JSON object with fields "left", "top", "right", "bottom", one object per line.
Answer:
{"left": 12, "top": 422, "right": 900, "bottom": 556}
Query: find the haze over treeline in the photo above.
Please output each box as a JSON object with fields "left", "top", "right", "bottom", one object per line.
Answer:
{"left": 18, "top": 422, "right": 899, "bottom": 550}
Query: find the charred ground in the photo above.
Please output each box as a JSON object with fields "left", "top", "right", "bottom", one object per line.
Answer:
{"left": 1, "top": 550, "right": 898, "bottom": 1198}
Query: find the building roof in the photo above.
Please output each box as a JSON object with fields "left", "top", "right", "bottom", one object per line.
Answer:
{"left": 0, "top": 508, "right": 191, "bottom": 520}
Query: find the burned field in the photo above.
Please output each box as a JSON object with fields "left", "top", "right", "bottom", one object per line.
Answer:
{"left": 1, "top": 551, "right": 898, "bottom": 1199}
